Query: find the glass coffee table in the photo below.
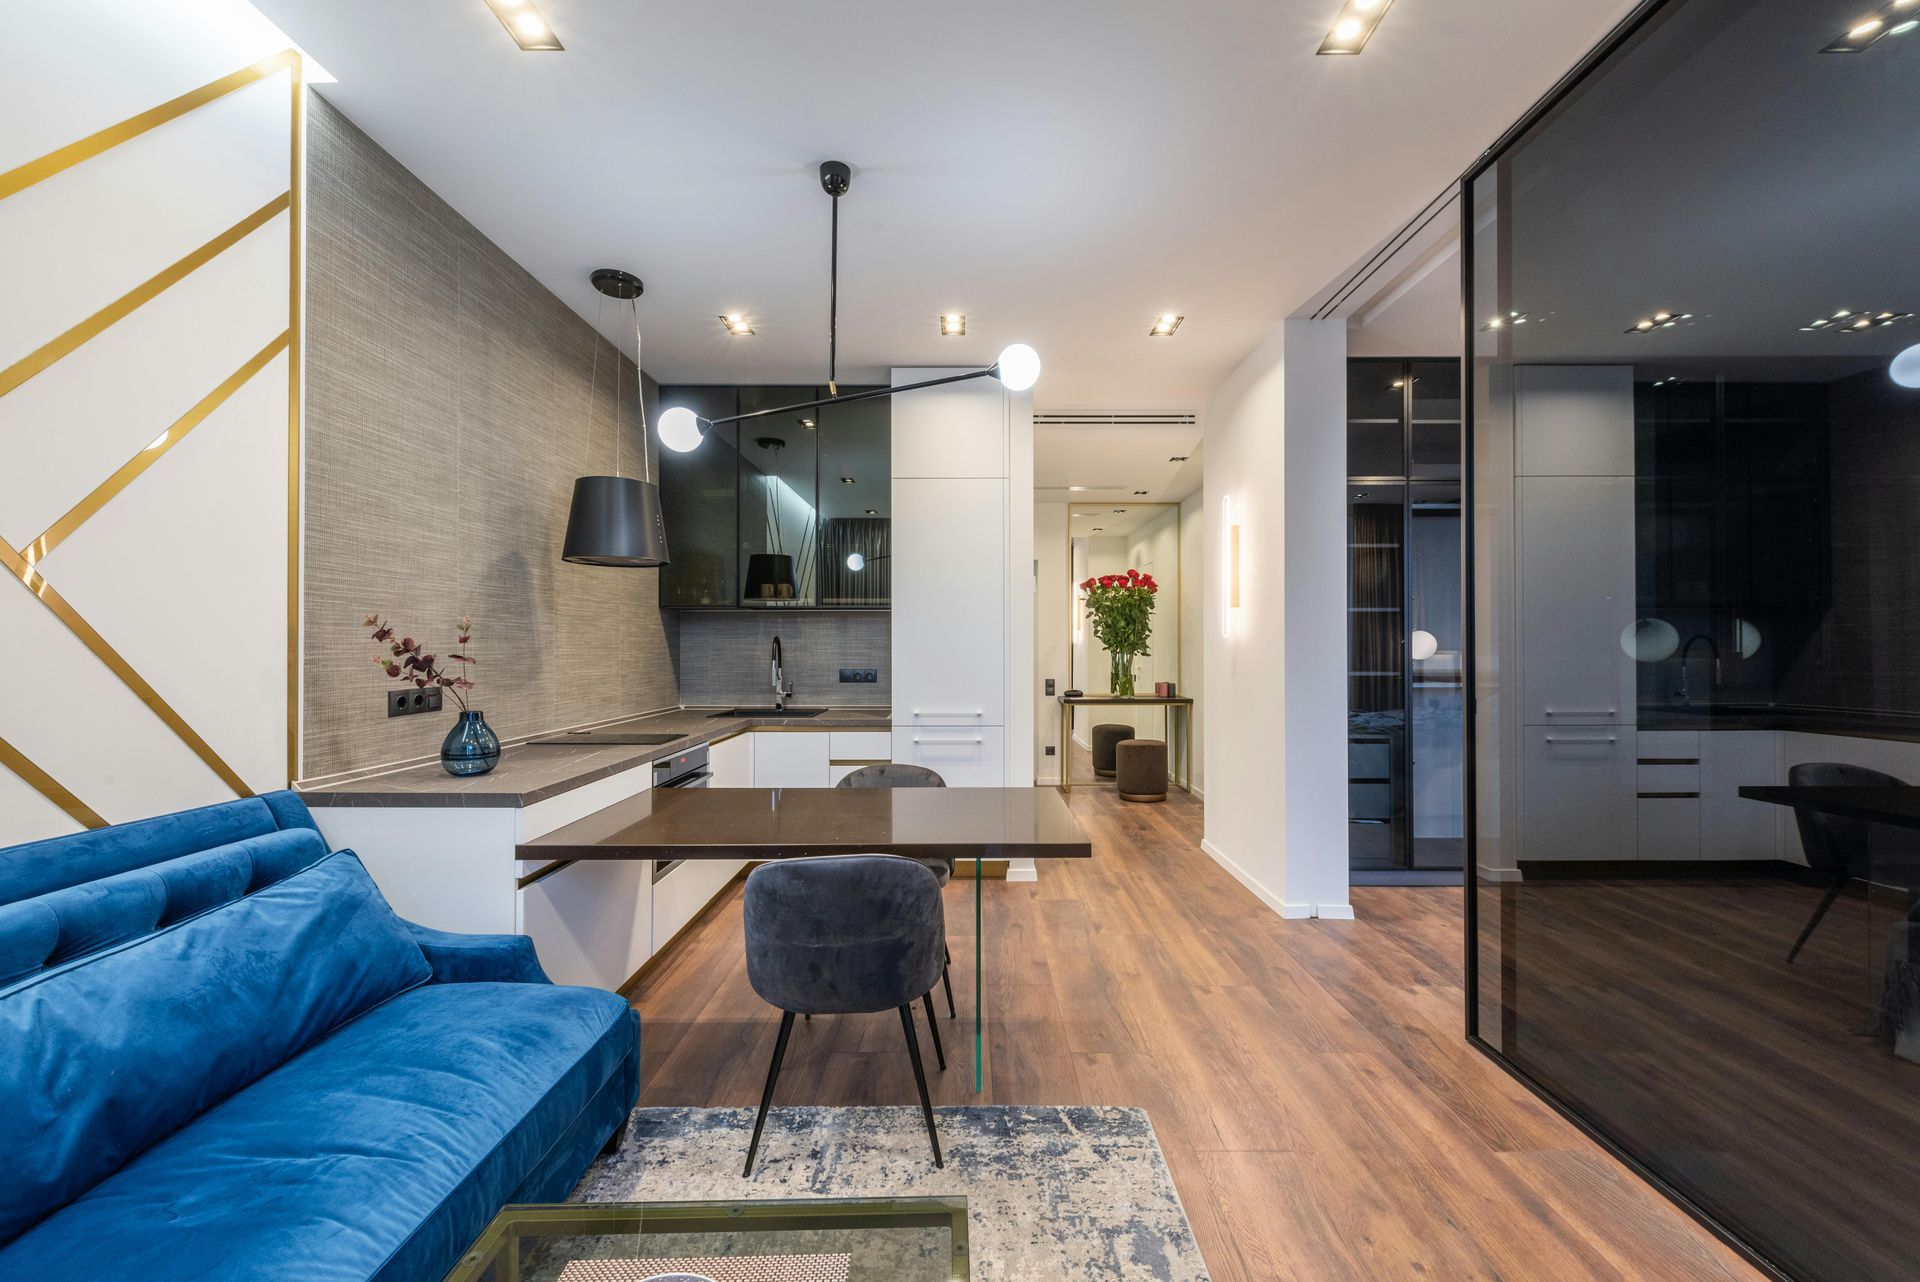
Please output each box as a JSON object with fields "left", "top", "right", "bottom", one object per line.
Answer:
{"left": 444, "top": 1198, "right": 969, "bottom": 1282}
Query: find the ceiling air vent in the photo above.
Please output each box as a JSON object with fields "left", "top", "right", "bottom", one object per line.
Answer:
{"left": 1033, "top": 411, "right": 1199, "bottom": 428}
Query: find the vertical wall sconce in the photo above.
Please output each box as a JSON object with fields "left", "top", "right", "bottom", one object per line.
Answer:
{"left": 1223, "top": 495, "right": 1241, "bottom": 637}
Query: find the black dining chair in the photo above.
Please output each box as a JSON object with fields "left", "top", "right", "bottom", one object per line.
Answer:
{"left": 741, "top": 854, "right": 948, "bottom": 1175}
{"left": 836, "top": 764, "right": 957, "bottom": 1018}
{"left": 1785, "top": 761, "right": 1920, "bottom": 962}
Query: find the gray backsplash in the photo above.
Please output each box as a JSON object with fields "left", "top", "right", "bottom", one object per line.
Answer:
{"left": 675, "top": 612, "right": 889, "bottom": 707}
{"left": 301, "top": 94, "right": 679, "bottom": 778}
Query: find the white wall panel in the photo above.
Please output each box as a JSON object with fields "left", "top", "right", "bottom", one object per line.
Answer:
{"left": 0, "top": 764, "right": 85, "bottom": 846}
{"left": 0, "top": 220, "right": 290, "bottom": 548}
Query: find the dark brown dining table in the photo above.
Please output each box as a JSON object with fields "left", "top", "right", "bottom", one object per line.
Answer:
{"left": 520, "top": 786, "right": 1093, "bottom": 1091}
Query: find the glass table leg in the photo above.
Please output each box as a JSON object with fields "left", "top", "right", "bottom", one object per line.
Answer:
{"left": 974, "top": 857, "right": 984, "bottom": 1093}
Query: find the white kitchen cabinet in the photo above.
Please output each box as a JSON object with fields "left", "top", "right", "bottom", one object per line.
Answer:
{"left": 752, "top": 731, "right": 831, "bottom": 788}
{"left": 890, "top": 477, "right": 1007, "bottom": 726}
{"left": 652, "top": 856, "right": 741, "bottom": 954}
{"left": 1700, "top": 730, "right": 1781, "bottom": 861}
{"left": 1521, "top": 726, "right": 1636, "bottom": 860}
{"left": 517, "top": 857, "right": 652, "bottom": 991}
{"left": 1637, "top": 797, "right": 1700, "bottom": 862}
{"left": 1518, "top": 475, "right": 1635, "bottom": 726}
{"left": 893, "top": 724, "right": 1006, "bottom": 788}
{"left": 1514, "top": 365, "right": 1635, "bottom": 477}
{"left": 709, "top": 732, "right": 753, "bottom": 788}
{"left": 829, "top": 730, "right": 892, "bottom": 761}
{"left": 890, "top": 368, "right": 1011, "bottom": 478}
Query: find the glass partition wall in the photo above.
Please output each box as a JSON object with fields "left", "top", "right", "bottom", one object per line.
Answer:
{"left": 1348, "top": 359, "right": 1464, "bottom": 875}
{"left": 1466, "top": 2, "right": 1920, "bottom": 1278}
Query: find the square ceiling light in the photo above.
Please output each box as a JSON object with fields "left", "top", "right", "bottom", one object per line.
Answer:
{"left": 484, "top": 0, "right": 563, "bottom": 50}
{"left": 1318, "top": 0, "right": 1395, "bottom": 54}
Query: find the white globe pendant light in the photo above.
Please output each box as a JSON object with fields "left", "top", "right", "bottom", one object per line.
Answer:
{"left": 1892, "top": 343, "right": 1920, "bottom": 389}
{"left": 657, "top": 405, "right": 704, "bottom": 453}
{"left": 996, "top": 343, "right": 1042, "bottom": 392}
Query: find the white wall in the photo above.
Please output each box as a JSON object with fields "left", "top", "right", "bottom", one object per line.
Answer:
{"left": 1034, "top": 501, "right": 1068, "bottom": 784}
{"left": 1201, "top": 319, "right": 1350, "bottom": 919}
{"left": 0, "top": 0, "right": 307, "bottom": 844}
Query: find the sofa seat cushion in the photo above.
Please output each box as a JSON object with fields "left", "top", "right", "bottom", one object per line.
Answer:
{"left": 0, "top": 981, "right": 639, "bottom": 1282}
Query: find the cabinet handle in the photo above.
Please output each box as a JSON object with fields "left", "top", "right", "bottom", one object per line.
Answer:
{"left": 914, "top": 736, "right": 984, "bottom": 744}
{"left": 912, "top": 709, "right": 984, "bottom": 717}
{"left": 1543, "top": 708, "right": 1616, "bottom": 717}
{"left": 1545, "top": 735, "right": 1617, "bottom": 743}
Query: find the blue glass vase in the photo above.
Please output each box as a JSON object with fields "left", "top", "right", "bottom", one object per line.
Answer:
{"left": 441, "top": 710, "right": 500, "bottom": 776}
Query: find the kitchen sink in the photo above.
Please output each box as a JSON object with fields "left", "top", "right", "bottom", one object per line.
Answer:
{"left": 708, "top": 706, "right": 828, "bottom": 718}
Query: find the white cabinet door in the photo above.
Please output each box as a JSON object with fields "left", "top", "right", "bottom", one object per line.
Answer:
{"left": 1521, "top": 726, "right": 1635, "bottom": 861}
{"left": 517, "top": 858, "right": 652, "bottom": 991}
{"left": 653, "top": 857, "right": 742, "bottom": 953}
{"left": 709, "top": 732, "right": 753, "bottom": 787}
{"left": 1514, "top": 365, "right": 1634, "bottom": 477}
{"left": 1701, "top": 731, "right": 1781, "bottom": 861}
{"left": 893, "top": 724, "right": 1006, "bottom": 788}
{"left": 891, "top": 477, "right": 1006, "bottom": 728}
{"left": 1519, "top": 475, "right": 1634, "bottom": 726}
{"left": 752, "top": 732, "right": 830, "bottom": 788}
{"left": 1637, "top": 797, "right": 1700, "bottom": 861}
{"left": 891, "top": 368, "right": 1009, "bottom": 478}
{"left": 829, "top": 730, "right": 893, "bottom": 761}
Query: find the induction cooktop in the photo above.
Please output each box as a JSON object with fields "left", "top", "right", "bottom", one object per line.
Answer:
{"left": 526, "top": 730, "right": 685, "bottom": 747}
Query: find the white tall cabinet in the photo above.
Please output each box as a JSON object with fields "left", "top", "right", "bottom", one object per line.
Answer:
{"left": 889, "top": 368, "right": 1035, "bottom": 876}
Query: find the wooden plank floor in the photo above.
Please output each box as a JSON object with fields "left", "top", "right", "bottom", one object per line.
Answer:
{"left": 630, "top": 780, "right": 1763, "bottom": 1281}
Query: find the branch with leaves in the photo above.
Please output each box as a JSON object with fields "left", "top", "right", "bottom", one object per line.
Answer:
{"left": 1079, "top": 569, "right": 1158, "bottom": 659}
{"left": 364, "top": 614, "right": 477, "bottom": 713}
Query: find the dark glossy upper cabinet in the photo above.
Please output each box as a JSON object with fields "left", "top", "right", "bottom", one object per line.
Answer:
{"left": 657, "top": 387, "right": 740, "bottom": 607}
{"left": 656, "top": 384, "right": 889, "bottom": 609}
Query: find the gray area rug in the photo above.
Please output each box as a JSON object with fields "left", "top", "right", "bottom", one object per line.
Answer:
{"left": 571, "top": 1105, "right": 1212, "bottom": 1281}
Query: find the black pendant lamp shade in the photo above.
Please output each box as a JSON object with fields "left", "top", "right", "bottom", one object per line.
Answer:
{"left": 563, "top": 475, "right": 669, "bottom": 567}
{"left": 744, "top": 553, "right": 796, "bottom": 598}
{"left": 565, "top": 268, "right": 669, "bottom": 567}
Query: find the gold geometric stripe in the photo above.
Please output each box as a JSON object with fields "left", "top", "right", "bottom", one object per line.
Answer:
{"left": 0, "top": 541, "right": 251, "bottom": 798}
{"left": 0, "top": 193, "right": 291, "bottom": 400}
{"left": 0, "top": 734, "right": 107, "bottom": 829}
{"left": 21, "top": 331, "right": 291, "bottom": 566}
{"left": 0, "top": 51, "right": 299, "bottom": 202}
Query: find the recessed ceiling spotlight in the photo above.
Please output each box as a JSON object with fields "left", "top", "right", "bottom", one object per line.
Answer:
{"left": 1150, "top": 313, "right": 1185, "bottom": 337}
{"left": 940, "top": 313, "right": 967, "bottom": 337}
{"left": 720, "top": 312, "right": 754, "bottom": 337}
{"left": 840, "top": 476, "right": 856, "bottom": 484}
{"left": 1801, "top": 308, "right": 1911, "bottom": 332}
{"left": 799, "top": 417, "right": 816, "bottom": 428}
{"left": 1480, "top": 310, "right": 1541, "bottom": 331}
{"left": 1822, "top": 1, "right": 1916, "bottom": 50}
{"left": 1112, "top": 508, "right": 1128, "bottom": 514}
{"left": 1318, "top": 0, "right": 1396, "bottom": 54}
{"left": 865, "top": 508, "right": 878, "bottom": 516}
{"left": 1626, "top": 310, "right": 1694, "bottom": 334}
{"left": 1651, "top": 377, "right": 1686, "bottom": 387}
{"left": 1168, "top": 455, "right": 1189, "bottom": 462}
{"left": 1091, "top": 527, "right": 1104, "bottom": 532}
{"left": 1133, "top": 490, "right": 1150, "bottom": 496}
{"left": 483, "top": 0, "right": 563, "bottom": 50}
{"left": 1067, "top": 485, "right": 1089, "bottom": 492}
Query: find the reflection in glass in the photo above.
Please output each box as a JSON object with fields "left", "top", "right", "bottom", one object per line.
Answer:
{"left": 1467, "top": 2, "right": 1920, "bottom": 1277}
{"left": 737, "top": 388, "right": 818, "bottom": 606}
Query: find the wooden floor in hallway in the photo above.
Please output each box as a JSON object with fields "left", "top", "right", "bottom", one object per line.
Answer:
{"left": 629, "top": 781, "right": 1763, "bottom": 1281}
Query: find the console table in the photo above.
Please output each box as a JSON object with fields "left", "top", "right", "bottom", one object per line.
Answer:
{"left": 1055, "top": 694, "right": 1195, "bottom": 794}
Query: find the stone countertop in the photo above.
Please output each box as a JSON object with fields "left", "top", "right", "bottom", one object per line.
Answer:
{"left": 295, "top": 706, "right": 891, "bottom": 809}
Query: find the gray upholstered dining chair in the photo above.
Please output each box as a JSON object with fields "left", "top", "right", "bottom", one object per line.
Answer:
{"left": 1785, "top": 761, "right": 1920, "bottom": 962}
{"left": 741, "top": 855, "right": 948, "bottom": 1175}
{"left": 836, "top": 763, "right": 957, "bottom": 1019}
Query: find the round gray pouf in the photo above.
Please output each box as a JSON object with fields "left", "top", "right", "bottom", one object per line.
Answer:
{"left": 1116, "top": 739, "right": 1168, "bottom": 803}
{"left": 1091, "top": 723, "right": 1132, "bottom": 778}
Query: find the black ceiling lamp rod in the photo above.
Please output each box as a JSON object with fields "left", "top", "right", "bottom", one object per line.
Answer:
{"left": 823, "top": 160, "right": 848, "bottom": 395}
{"left": 698, "top": 366, "right": 1001, "bottom": 429}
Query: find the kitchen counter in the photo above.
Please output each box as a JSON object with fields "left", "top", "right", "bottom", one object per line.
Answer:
{"left": 1638, "top": 704, "right": 1920, "bottom": 744}
{"left": 295, "top": 706, "right": 890, "bottom": 808}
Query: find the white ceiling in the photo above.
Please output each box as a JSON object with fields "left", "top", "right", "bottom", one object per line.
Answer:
{"left": 1035, "top": 419, "right": 1203, "bottom": 505}
{"left": 257, "top": 0, "right": 1638, "bottom": 407}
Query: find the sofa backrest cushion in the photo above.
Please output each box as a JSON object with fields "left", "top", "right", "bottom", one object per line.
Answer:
{"left": 0, "top": 789, "right": 321, "bottom": 907}
{"left": 0, "top": 829, "right": 329, "bottom": 984}
{"left": 0, "top": 850, "right": 430, "bottom": 1244}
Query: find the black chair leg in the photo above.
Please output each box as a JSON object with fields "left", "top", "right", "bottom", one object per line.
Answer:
{"left": 922, "top": 991, "right": 947, "bottom": 1070}
{"left": 744, "top": 1010, "right": 797, "bottom": 1176}
{"left": 942, "top": 943, "right": 956, "bottom": 1019}
{"left": 897, "top": 1005, "right": 944, "bottom": 1168}
{"left": 1786, "top": 874, "right": 1851, "bottom": 963}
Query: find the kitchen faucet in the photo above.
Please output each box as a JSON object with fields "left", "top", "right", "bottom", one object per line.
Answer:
{"left": 1677, "top": 632, "right": 1722, "bottom": 706}
{"left": 770, "top": 635, "right": 793, "bottom": 710}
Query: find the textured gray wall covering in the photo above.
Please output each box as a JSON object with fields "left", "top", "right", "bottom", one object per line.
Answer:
{"left": 302, "top": 95, "right": 678, "bottom": 778}
{"left": 676, "top": 612, "right": 888, "bottom": 708}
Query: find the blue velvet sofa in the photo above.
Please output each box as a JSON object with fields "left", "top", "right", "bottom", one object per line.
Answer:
{"left": 0, "top": 790, "right": 640, "bottom": 1281}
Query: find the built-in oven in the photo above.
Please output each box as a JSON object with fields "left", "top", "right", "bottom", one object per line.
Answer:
{"left": 650, "top": 742, "right": 709, "bottom": 882}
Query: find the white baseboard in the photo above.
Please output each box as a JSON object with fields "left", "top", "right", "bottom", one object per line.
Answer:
{"left": 1200, "top": 838, "right": 1314, "bottom": 919}
{"left": 1006, "top": 858, "right": 1038, "bottom": 883}
{"left": 1315, "top": 902, "right": 1356, "bottom": 920}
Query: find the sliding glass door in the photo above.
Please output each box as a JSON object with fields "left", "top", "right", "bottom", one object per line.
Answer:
{"left": 1348, "top": 359, "right": 1463, "bottom": 874}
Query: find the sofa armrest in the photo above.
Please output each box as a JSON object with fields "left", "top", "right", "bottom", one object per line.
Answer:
{"left": 403, "top": 921, "right": 551, "bottom": 985}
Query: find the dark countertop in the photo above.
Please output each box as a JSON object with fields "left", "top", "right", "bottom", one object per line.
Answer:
{"left": 1639, "top": 704, "right": 1920, "bottom": 743}
{"left": 1739, "top": 785, "right": 1920, "bottom": 831}
{"left": 519, "top": 786, "right": 1092, "bottom": 862}
{"left": 296, "top": 706, "right": 891, "bottom": 809}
